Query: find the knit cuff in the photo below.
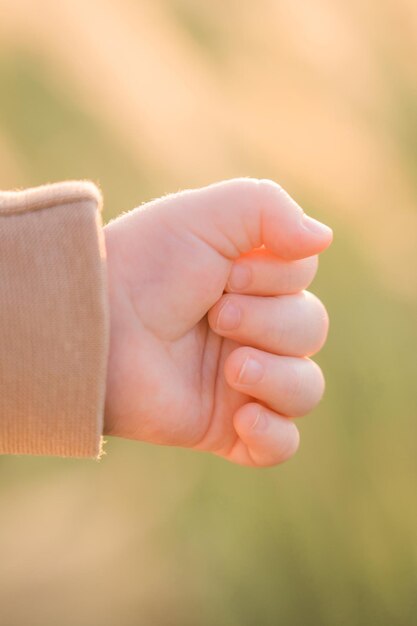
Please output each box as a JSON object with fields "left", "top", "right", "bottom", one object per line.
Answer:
{"left": 0, "top": 181, "right": 108, "bottom": 458}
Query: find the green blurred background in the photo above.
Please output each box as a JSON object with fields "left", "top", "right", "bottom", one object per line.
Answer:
{"left": 1, "top": 0, "right": 417, "bottom": 624}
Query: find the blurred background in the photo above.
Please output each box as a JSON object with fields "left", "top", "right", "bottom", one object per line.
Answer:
{"left": 1, "top": 0, "right": 417, "bottom": 624}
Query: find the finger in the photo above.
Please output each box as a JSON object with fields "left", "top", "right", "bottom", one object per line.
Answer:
{"left": 224, "top": 347, "right": 325, "bottom": 417}
{"left": 177, "top": 178, "right": 333, "bottom": 260}
{"left": 226, "top": 251, "right": 318, "bottom": 295}
{"left": 208, "top": 291, "right": 329, "bottom": 357}
{"left": 227, "top": 403, "right": 300, "bottom": 467}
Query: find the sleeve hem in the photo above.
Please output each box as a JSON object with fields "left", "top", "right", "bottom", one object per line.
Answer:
{"left": 0, "top": 180, "right": 109, "bottom": 459}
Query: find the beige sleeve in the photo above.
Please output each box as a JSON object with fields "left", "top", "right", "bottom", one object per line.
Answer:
{"left": 0, "top": 181, "right": 109, "bottom": 458}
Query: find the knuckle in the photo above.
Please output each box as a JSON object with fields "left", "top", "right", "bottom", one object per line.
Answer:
{"left": 285, "top": 360, "right": 305, "bottom": 406}
{"left": 304, "top": 291, "right": 329, "bottom": 351}
{"left": 304, "top": 255, "right": 319, "bottom": 282}
{"left": 276, "top": 424, "right": 300, "bottom": 464}
{"left": 230, "top": 177, "right": 261, "bottom": 203}
{"left": 257, "top": 179, "right": 302, "bottom": 219}
{"left": 282, "top": 262, "right": 297, "bottom": 293}
{"left": 257, "top": 179, "right": 285, "bottom": 209}
{"left": 283, "top": 256, "right": 318, "bottom": 293}
{"left": 315, "top": 304, "right": 329, "bottom": 348}
{"left": 258, "top": 178, "right": 284, "bottom": 195}
{"left": 308, "top": 360, "right": 326, "bottom": 406}
{"left": 285, "top": 358, "right": 325, "bottom": 415}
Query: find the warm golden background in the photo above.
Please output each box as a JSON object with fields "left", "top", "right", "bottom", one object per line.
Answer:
{"left": 1, "top": 1, "right": 417, "bottom": 624}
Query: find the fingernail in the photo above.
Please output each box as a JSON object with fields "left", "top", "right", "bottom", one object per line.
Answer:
{"left": 301, "top": 214, "right": 333, "bottom": 238}
{"left": 228, "top": 264, "right": 251, "bottom": 290}
{"left": 251, "top": 409, "right": 268, "bottom": 431}
{"left": 217, "top": 300, "right": 241, "bottom": 331}
{"left": 237, "top": 356, "right": 264, "bottom": 385}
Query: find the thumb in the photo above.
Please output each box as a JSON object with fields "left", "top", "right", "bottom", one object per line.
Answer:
{"left": 105, "top": 178, "right": 332, "bottom": 340}
{"left": 174, "top": 178, "right": 332, "bottom": 261}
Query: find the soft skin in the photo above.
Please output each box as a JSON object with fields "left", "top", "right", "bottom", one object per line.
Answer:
{"left": 103, "top": 178, "right": 332, "bottom": 467}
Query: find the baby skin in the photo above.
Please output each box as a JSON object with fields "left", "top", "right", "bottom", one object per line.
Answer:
{"left": 104, "top": 178, "right": 333, "bottom": 467}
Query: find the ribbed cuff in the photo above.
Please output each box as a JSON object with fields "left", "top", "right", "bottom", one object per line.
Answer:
{"left": 0, "top": 181, "right": 108, "bottom": 458}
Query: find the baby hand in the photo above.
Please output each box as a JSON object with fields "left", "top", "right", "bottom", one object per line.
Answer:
{"left": 104, "top": 179, "right": 332, "bottom": 467}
